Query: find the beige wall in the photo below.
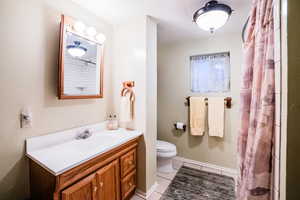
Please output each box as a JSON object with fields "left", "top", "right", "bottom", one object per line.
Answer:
{"left": 0, "top": 0, "right": 114, "bottom": 199}
{"left": 285, "top": 0, "right": 300, "bottom": 199}
{"left": 157, "top": 34, "right": 243, "bottom": 169}
{"left": 112, "top": 16, "right": 157, "bottom": 192}
{"left": 145, "top": 17, "right": 158, "bottom": 190}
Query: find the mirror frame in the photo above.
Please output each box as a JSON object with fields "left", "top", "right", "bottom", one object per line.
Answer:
{"left": 58, "top": 15, "right": 104, "bottom": 99}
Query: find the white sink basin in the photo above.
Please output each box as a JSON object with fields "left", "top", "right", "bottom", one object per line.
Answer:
{"left": 26, "top": 122, "right": 142, "bottom": 175}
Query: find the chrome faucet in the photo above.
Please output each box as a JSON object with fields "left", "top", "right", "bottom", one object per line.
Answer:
{"left": 76, "top": 129, "right": 92, "bottom": 140}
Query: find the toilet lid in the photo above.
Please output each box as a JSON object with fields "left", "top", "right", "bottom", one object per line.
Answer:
{"left": 157, "top": 140, "right": 176, "bottom": 152}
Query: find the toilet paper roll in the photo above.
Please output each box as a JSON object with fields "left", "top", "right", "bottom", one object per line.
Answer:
{"left": 175, "top": 122, "right": 185, "bottom": 130}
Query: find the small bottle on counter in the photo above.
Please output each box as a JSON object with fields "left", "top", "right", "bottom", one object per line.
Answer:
{"left": 112, "top": 114, "right": 119, "bottom": 130}
{"left": 106, "top": 114, "right": 114, "bottom": 130}
{"left": 106, "top": 114, "right": 119, "bottom": 130}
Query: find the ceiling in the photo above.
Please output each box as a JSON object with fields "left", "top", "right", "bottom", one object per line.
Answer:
{"left": 71, "top": 0, "right": 252, "bottom": 44}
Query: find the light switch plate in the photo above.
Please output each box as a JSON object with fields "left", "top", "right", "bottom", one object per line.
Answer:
{"left": 20, "top": 107, "right": 32, "bottom": 128}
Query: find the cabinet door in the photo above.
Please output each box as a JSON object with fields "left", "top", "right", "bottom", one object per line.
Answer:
{"left": 96, "top": 160, "right": 120, "bottom": 200}
{"left": 62, "top": 173, "right": 97, "bottom": 200}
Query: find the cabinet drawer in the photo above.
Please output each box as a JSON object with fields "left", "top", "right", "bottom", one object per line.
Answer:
{"left": 120, "top": 149, "right": 136, "bottom": 177}
{"left": 121, "top": 170, "right": 136, "bottom": 200}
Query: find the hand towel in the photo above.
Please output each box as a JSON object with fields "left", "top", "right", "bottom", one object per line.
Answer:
{"left": 190, "top": 97, "right": 207, "bottom": 136}
{"left": 120, "top": 94, "right": 132, "bottom": 123}
{"left": 208, "top": 97, "right": 225, "bottom": 137}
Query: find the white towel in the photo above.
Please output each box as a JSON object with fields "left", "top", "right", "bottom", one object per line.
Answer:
{"left": 208, "top": 97, "right": 225, "bottom": 138}
{"left": 190, "top": 97, "right": 207, "bottom": 136}
{"left": 120, "top": 95, "right": 132, "bottom": 123}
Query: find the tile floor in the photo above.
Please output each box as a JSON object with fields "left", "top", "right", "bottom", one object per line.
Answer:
{"left": 130, "top": 169, "right": 179, "bottom": 200}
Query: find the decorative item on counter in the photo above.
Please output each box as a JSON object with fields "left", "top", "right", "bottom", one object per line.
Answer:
{"left": 106, "top": 114, "right": 118, "bottom": 130}
{"left": 174, "top": 122, "right": 187, "bottom": 132}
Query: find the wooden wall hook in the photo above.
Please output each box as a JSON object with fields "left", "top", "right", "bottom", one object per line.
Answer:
{"left": 123, "top": 81, "right": 135, "bottom": 88}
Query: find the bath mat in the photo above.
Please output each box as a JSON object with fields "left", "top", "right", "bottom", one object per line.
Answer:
{"left": 160, "top": 166, "right": 235, "bottom": 200}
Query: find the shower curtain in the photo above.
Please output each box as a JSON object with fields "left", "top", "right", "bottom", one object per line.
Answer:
{"left": 237, "top": 0, "right": 275, "bottom": 199}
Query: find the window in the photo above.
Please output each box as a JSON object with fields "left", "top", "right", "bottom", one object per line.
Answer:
{"left": 190, "top": 52, "right": 230, "bottom": 93}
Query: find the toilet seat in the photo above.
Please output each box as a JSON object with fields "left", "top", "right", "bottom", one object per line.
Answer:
{"left": 157, "top": 140, "right": 176, "bottom": 153}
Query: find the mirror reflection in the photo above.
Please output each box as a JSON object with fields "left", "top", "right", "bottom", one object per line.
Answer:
{"left": 63, "top": 31, "right": 102, "bottom": 96}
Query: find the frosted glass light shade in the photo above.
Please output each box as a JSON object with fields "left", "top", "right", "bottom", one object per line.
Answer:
{"left": 96, "top": 33, "right": 106, "bottom": 44}
{"left": 86, "top": 27, "right": 97, "bottom": 37}
{"left": 67, "top": 47, "right": 86, "bottom": 57}
{"left": 193, "top": 1, "right": 232, "bottom": 33}
{"left": 195, "top": 10, "right": 229, "bottom": 32}
{"left": 73, "top": 21, "right": 85, "bottom": 33}
{"left": 67, "top": 41, "right": 87, "bottom": 57}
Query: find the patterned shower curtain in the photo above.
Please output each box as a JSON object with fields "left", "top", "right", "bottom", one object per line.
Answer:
{"left": 237, "top": 0, "right": 275, "bottom": 199}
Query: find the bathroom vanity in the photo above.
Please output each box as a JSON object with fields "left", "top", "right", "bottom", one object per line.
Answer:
{"left": 26, "top": 123, "right": 142, "bottom": 200}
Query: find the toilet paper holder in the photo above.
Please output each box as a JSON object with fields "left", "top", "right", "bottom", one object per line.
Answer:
{"left": 173, "top": 123, "right": 186, "bottom": 132}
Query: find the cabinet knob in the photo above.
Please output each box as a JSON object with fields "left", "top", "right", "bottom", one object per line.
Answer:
{"left": 129, "top": 182, "right": 133, "bottom": 187}
{"left": 128, "top": 160, "right": 133, "bottom": 165}
{"left": 100, "top": 182, "right": 104, "bottom": 187}
{"left": 94, "top": 186, "right": 98, "bottom": 192}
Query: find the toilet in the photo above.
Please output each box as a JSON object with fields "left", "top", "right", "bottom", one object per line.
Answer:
{"left": 157, "top": 140, "right": 177, "bottom": 173}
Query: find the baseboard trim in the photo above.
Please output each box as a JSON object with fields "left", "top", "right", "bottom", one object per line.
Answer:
{"left": 135, "top": 182, "right": 158, "bottom": 199}
{"left": 174, "top": 156, "right": 238, "bottom": 179}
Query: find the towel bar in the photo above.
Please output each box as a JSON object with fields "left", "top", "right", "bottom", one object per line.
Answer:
{"left": 185, "top": 96, "right": 232, "bottom": 109}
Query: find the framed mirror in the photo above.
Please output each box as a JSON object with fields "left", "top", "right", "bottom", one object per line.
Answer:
{"left": 58, "top": 15, "right": 105, "bottom": 99}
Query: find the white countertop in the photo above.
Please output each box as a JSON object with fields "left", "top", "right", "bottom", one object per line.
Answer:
{"left": 26, "top": 122, "right": 142, "bottom": 176}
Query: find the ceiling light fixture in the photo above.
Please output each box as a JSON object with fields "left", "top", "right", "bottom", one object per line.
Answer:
{"left": 67, "top": 41, "right": 87, "bottom": 57}
{"left": 193, "top": 0, "right": 233, "bottom": 33}
{"left": 73, "top": 21, "right": 85, "bottom": 33}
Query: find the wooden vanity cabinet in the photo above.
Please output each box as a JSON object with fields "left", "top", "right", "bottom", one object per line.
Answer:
{"left": 29, "top": 137, "right": 139, "bottom": 200}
